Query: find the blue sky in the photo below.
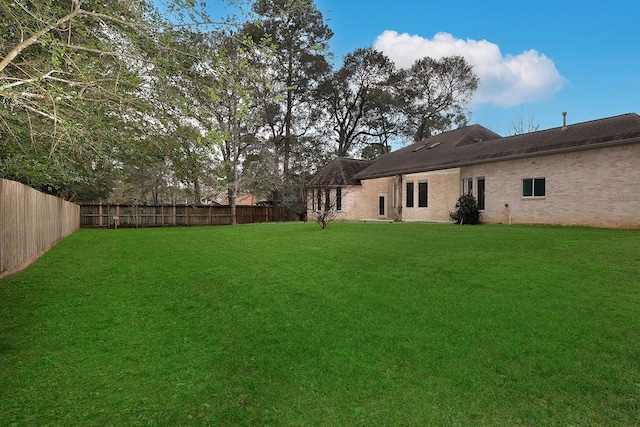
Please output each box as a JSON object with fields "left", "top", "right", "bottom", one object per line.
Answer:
{"left": 313, "top": 0, "right": 639, "bottom": 135}
{"left": 208, "top": 0, "right": 639, "bottom": 136}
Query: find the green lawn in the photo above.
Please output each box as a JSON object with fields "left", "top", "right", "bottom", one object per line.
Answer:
{"left": 1, "top": 223, "right": 639, "bottom": 426}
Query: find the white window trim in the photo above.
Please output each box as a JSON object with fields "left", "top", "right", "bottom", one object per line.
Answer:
{"left": 418, "top": 180, "right": 428, "bottom": 208}
{"left": 522, "top": 177, "right": 546, "bottom": 198}
{"left": 378, "top": 194, "right": 386, "bottom": 217}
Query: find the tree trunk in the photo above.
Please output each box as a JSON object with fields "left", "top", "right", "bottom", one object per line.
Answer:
{"left": 228, "top": 187, "right": 237, "bottom": 225}
{"left": 283, "top": 54, "right": 294, "bottom": 176}
{"left": 193, "top": 179, "right": 201, "bottom": 205}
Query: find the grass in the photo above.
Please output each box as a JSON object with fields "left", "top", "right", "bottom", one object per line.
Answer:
{"left": 1, "top": 222, "right": 639, "bottom": 426}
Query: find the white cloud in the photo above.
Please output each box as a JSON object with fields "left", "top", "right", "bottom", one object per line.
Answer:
{"left": 373, "top": 30, "right": 566, "bottom": 107}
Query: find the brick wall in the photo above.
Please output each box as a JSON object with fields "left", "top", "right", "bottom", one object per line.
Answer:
{"left": 402, "top": 169, "right": 460, "bottom": 222}
{"left": 307, "top": 178, "right": 397, "bottom": 222}
{"left": 461, "top": 143, "right": 640, "bottom": 228}
{"left": 307, "top": 142, "right": 639, "bottom": 228}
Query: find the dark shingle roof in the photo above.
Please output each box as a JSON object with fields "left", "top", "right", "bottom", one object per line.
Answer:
{"left": 355, "top": 113, "right": 640, "bottom": 180}
{"left": 307, "top": 158, "right": 374, "bottom": 187}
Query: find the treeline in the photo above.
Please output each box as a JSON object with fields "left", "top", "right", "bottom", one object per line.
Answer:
{"left": 0, "top": 0, "right": 478, "bottom": 221}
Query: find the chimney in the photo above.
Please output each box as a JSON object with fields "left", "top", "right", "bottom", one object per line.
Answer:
{"left": 561, "top": 111, "right": 568, "bottom": 131}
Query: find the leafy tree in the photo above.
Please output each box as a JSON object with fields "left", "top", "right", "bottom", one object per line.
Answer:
{"left": 246, "top": 0, "right": 332, "bottom": 175}
{"left": 166, "top": 125, "right": 216, "bottom": 205}
{"left": 397, "top": 55, "right": 478, "bottom": 141}
{"left": 139, "top": 27, "right": 229, "bottom": 206}
{"left": 359, "top": 84, "right": 403, "bottom": 158}
{"left": 241, "top": 0, "right": 332, "bottom": 217}
{"left": 318, "top": 47, "right": 397, "bottom": 157}
{"left": 206, "top": 32, "right": 271, "bottom": 224}
{"left": 360, "top": 142, "right": 390, "bottom": 160}
{"left": 450, "top": 193, "right": 480, "bottom": 225}
{"left": 0, "top": 0, "right": 213, "bottom": 200}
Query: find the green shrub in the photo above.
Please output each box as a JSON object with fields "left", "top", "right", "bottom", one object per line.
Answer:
{"left": 450, "top": 193, "right": 480, "bottom": 224}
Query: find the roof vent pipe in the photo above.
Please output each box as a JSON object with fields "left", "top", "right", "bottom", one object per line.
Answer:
{"left": 562, "top": 111, "right": 568, "bottom": 131}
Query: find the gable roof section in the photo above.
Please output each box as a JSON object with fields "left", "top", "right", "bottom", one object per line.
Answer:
{"left": 355, "top": 124, "right": 502, "bottom": 179}
{"left": 307, "top": 157, "right": 374, "bottom": 187}
{"left": 355, "top": 113, "right": 640, "bottom": 179}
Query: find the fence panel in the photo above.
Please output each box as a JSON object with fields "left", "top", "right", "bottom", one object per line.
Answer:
{"left": 0, "top": 178, "right": 80, "bottom": 279}
{"left": 79, "top": 204, "right": 298, "bottom": 228}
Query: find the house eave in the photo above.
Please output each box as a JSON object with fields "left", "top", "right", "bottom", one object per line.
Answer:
{"left": 454, "top": 135, "right": 640, "bottom": 170}
{"left": 306, "top": 182, "right": 362, "bottom": 188}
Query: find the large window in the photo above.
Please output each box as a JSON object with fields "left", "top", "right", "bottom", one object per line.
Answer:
{"left": 316, "top": 188, "right": 322, "bottom": 211}
{"left": 336, "top": 187, "right": 342, "bottom": 211}
{"left": 522, "top": 178, "right": 545, "bottom": 197}
{"left": 325, "top": 188, "right": 330, "bottom": 211}
{"left": 406, "top": 181, "right": 414, "bottom": 207}
{"left": 418, "top": 181, "right": 428, "bottom": 207}
{"left": 477, "top": 177, "right": 485, "bottom": 210}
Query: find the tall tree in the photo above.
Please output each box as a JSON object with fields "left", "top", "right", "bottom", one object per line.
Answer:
{"left": 397, "top": 55, "right": 479, "bottom": 141}
{"left": 205, "top": 32, "right": 270, "bottom": 224}
{"left": 246, "top": 0, "right": 332, "bottom": 175}
{"left": 318, "top": 47, "right": 396, "bottom": 157}
{"left": 145, "top": 28, "right": 221, "bottom": 205}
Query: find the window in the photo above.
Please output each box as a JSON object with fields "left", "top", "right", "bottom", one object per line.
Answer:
{"left": 379, "top": 196, "right": 385, "bottom": 216}
{"left": 418, "top": 181, "right": 428, "bottom": 207}
{"left": 316, "top": 188, "right": 322, "bottom": 211}
{"left": 311, "top": 189, "right": 315, "bottom": 211}
{"left": 477, "top": 177, "right": 485, "bottom": 210}
{"left": 325, "top": 188, "right": 330, "bottom": 211}
{"left": 522, "top": 178, "right": 545, "bottom": 197}
{"left": 393, "top": 183, "right": 397, "bottom": 208}
{"left": 461, "top": 178, "right": 473, "bottom": 195}
{"left": 406, "top": 181, "right": 414, "bottom": 207}
{"left": 336, "top": 187, "right": 342, "bottom": 211}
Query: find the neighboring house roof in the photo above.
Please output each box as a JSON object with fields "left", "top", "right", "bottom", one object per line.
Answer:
{"left": 307, "top": 157, "right": 374, "bottom": 187}
{"left": 217, "top": 193, "right": 259, "bottom": 205}
{"left": 355, "top": 113, "right": 640, "bottom": 180}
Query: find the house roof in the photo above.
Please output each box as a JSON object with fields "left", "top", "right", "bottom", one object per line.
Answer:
{"left": 307, "top": 157, "right": 374, "bottom": 187}
{"left": 355, "top": 113, "right": 640, "bottom": 180}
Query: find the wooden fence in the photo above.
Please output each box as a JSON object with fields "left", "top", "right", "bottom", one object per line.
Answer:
{"left": 79, "top": 204, "right": 299, "bottom": 228}
{"left": 0, "top": 178, "right": 80, "bottom": 279}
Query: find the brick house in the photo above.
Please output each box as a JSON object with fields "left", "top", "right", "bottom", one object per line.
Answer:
{"left": 307, "top": 113, "right": 640, "bottom": 228}
{"left": 306, "top": 158, "right": 374, "bottom": 219}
